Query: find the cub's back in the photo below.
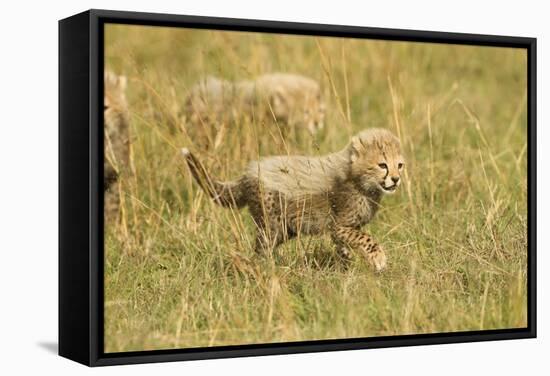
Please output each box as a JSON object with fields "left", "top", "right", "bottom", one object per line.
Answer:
{"left": 245, "top": 152, "right": 347, "bottom": 198}
{"left": 254, "top": 73, "right": 320, "bottom": 95}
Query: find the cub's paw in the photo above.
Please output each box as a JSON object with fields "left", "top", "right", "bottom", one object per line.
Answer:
{"left": 367, "top": 246, "right": 387, "bottom": 272}
{"left": 337, "top": 247, "right": 353, "bottom": 262}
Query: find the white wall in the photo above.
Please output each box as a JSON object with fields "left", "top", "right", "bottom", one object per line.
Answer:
{"left": 0, "top": 0, "right": 546, "bottom": 374}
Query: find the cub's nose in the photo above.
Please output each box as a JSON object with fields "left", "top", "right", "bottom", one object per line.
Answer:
{"left": 391, "top": 176, "right": 400, "bottom": 184}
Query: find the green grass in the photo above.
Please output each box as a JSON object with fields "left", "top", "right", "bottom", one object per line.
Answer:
{"left": 104, "top": 24, "right": 528, "bottom": 352}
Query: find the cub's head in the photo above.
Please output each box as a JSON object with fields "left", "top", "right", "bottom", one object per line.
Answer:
{"left": 348, "top": 128, "right": 405, "bottom": 194}
{"left": 103, "top": 71, "right": 130, "bottom": 188}
{"left": 269, "top": 79, "right": 325, "bottom": 134}
{"left": 302, "top": 90, "right": 326, "bottom": 134}
{"left": 104, "top": 70, "right": 128, "bottom": 128}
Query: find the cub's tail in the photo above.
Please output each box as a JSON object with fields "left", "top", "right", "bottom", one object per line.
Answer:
{"left": 180, "top": 148, "right": 247, "bottom": 208}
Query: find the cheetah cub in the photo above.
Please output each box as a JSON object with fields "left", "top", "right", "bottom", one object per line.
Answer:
{"left": 180, "top": 128, "right": 404, "bottom": 271}
{"left": 184, "top": 73, "right": 325, "bottom": 134}
{"left": 104, "top": 70, "right": 130, "bottom": 219}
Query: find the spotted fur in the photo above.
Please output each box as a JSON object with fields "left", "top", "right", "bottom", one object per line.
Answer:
{"left": 104, "top": 70, "right": 130, "bottom": 219}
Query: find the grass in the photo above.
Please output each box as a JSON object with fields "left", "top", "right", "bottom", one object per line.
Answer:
{"left": 104, "top": 24, "right": 528, "bottom": 352}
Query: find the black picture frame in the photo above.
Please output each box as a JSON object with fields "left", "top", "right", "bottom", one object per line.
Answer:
{"left": 59, "top": 9, "right": 537, "bottom": 367}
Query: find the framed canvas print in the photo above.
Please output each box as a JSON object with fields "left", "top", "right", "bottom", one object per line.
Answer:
{"left": 59, "top": 9, "right": 536, "bottom": 366}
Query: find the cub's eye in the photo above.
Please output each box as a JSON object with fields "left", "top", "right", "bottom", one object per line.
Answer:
{"left": 104, "top": 104, "right": 109, "bottom": 110}
{"left": 398, "top": 163, "right": 404, "bottom": 169}
{"left": 378, "top": 163, "right": 388, "bottom": 169}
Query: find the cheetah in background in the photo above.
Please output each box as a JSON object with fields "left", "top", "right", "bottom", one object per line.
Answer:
{"left": 183, "top": 73, "right": 325, "bottom": 135}
{"left": 104, "top": 70, "right": 130, "bottom": 220}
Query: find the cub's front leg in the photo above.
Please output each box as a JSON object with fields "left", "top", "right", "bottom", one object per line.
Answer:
{"left": 331, "top": 225, "right": 387, "bottom": 271}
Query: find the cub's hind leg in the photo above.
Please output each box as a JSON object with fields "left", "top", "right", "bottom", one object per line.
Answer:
{"left": 331, "top": 225, "right": 387, "bottom": 271}
{"left": 249, "top": 189, "right": 287, "bottom": 256}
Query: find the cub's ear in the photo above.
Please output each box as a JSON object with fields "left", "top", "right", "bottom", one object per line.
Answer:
{"left": 269, "top": 87, "right": 286, "bottom": 111}
{"left": 350, "top": 136, "right": 365, "bottom": 162}
{"left": 118, "top": 75, "right": 127, "bottom": 91}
